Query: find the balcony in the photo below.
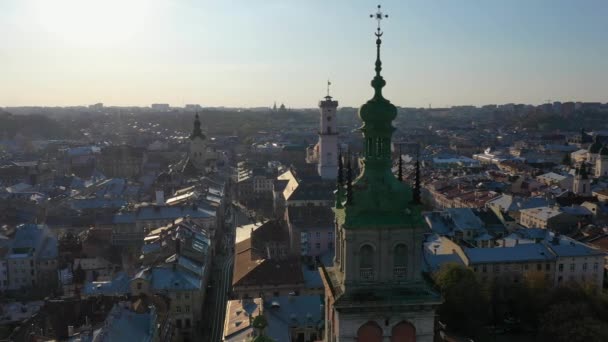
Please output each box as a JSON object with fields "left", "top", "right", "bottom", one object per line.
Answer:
{"left": 393, "top": 267, "right": 407, "bottom": 280}
{"left": 360, "top": 268, "right": 374, "bottom": 281}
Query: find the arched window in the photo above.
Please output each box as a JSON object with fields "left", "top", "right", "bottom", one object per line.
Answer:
{"left": 357, "top": 321, "right": 383, "bottom": 342}
{"left": 391, "top": 321, "right": 416, "bottom": 342}
{"left": 394, "top": 244, "right": 407, "bottom": 279}
{"left": 360, "top": 244, "right": 374, "bottom": 281}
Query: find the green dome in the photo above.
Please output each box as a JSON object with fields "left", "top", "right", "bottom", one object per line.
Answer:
{"left": 359, "top": 94, "right": 397, "bottom": 124}
{"left": 358, "top": 35, "right": 397, "bottom": 125}
{"left": 600, "top": 145, "right": 608, "bottom": 156}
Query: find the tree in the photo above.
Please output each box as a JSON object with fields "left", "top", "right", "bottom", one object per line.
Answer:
{"left": 562, "top": 153, "right": 572, "bottom": 166}
{"left": 537, "top": 284, "right": 608, "bottom": 341}
{"left": 434, "top": 263, "right": 489, "bottom": 337}
{"left": 539, "top": 303, "right": 608, "bottom": 342}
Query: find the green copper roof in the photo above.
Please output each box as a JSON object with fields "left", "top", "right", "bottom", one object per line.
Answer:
{"left": 337, "top": 23, "right": 422, "bottom": 229}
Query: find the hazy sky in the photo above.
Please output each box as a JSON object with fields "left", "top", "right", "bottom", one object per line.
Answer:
{"left": 1, "top": 0, "right": 607, "bottom": 108}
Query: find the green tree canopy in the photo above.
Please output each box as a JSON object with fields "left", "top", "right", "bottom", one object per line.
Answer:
{"left": 434, "top": 263, "right": 489, "bottom": 336}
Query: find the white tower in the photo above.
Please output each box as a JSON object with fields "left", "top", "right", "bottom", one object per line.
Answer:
{"left": 189, "top": 113, "right": 207, "bottom": 170}
{"left": 595, "top": 146, "right": 608, "bottom": 178}
{"left": 317, "top": 84, "right": 339, "bottom": 179}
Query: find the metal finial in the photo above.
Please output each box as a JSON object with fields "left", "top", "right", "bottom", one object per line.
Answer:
{"left": 370, "top": 5, "right": 388, "bottom": 79}
{"left": 327, "top": 79, "right": 331, "bottom": 98}
{"left": 370, "top": 4, "right": 388, "bottom": 34}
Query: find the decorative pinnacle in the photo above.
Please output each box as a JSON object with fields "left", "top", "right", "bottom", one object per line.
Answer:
{"left": 346, "top": 151, "right": 353, "bottom": 205}
{"left": 397, "top": 145, "right": 403, "bottom": 181}
{"left": 326, "top": 79, "right": 332, "bottom": 98}
{"left": 369, "top": 5, "right": 388, "bottom": 91}
{"left": 414, "top": 145, "right": 421, "bottom": 205}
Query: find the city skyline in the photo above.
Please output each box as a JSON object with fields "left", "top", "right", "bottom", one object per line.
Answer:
{"left": 1, "top": 0, "right": 608, "bottom": 108}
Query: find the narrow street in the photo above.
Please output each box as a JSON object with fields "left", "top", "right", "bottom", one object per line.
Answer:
{"left": 201, "top": 201, "right": 243, "bottom": 341}
{"left": 209, "top": 254, "right": 234, "bottom": 342}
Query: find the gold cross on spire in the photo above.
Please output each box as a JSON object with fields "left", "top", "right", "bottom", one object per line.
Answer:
{"left": 370, "top": 4, "right": 388, "bottom": 36}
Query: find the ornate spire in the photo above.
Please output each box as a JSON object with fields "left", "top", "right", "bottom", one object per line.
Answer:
{"left": 397, "top": 145, "right": 403, "bottom": 181}
{"left": 346, "top": 151, "right": 353, "bottom": 205}
{"left": 337, "top": 148, "right": 344, "bottom": 186}
{"left": 336, "top": 149, "right": 345, "bottom": 209}
{"left": 190, "top": 113, "right": 206, "bottom": 140}
{"left": 337, "top": 5, "right": 421, "bottom": 229}
{"left": 414, "top": 147, "right": 422, "bottom": 205}
{"left": 370, "top": 5, "right": 388, "bottom": 99}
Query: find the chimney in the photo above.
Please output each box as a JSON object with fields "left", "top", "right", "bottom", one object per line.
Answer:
{"left": 155, "top": 190, "right": 165, "bottom": 206}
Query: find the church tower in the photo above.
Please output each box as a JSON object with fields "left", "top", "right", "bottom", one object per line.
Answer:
{"left": 318, "top": 82, "right": 339, "bottom": 179}
{"left": 320, "top": 6, "right": 440, "bottom": 342}
{"left": 573, "top": 164, "right": 591, "bottom": 196}
{"left": 595, "top": 145, "right": 608, "bottom": 178}
{"left": 189, "top": 113, "right": 207, "bottom": 170}
{"left": 588, "top": 135, "right": 602, "bottom": 164}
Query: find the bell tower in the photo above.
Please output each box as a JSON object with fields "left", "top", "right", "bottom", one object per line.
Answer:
{"left": 318, "top": 81, "right": 339, "bottom": 179}
{"left": 189, "top": 113, "right": 207, "bottom": 170}
{"left": 320, "top": 6, "right": 441, "bottom": 342}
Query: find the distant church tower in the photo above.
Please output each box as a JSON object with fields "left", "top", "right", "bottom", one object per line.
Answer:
{"left": 595, "top": 145, "right": 608, "bottom": 178}
{"left": 189, "top": 113, "right": 207, "bottom": 170}
{"left": 588, "top": 135, "right": 602, "bottom": 164}
{"left": 320, "top": 6, "right": 440, "bottom": 342}
{"left": 573, "top": 164, "right": 591, "bottom": 196}
{"left": 317, "top": 82, "right": 339, "bottom": 179}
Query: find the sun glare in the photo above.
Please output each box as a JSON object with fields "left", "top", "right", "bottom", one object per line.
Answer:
{"left": 32, "top": 0, "right": 158, "bottom": 47}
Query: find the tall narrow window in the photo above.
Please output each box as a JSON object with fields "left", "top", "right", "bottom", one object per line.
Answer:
{"left": 360, "top": 244, "right": 374, "bottom": 281}
{"left": 394, "top": 244, "right": 407, "bottom": 280}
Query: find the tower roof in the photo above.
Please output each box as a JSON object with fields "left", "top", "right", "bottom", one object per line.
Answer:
{"left": 337, "top": 5, "right": 421, "bottom": 229}
{"left": 189, "top": 113, "right": 206, "bottom": 140}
